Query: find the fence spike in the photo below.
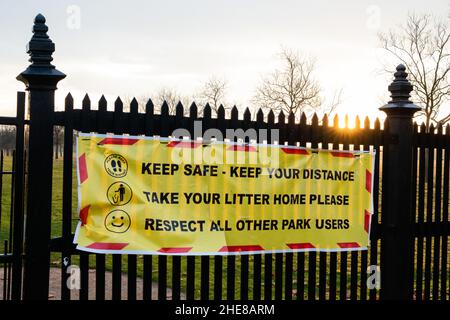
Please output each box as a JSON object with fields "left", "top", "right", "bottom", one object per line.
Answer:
{"left": 64, "top": 92, "right": 73, "bottom": 103}
{"left": 82, "top": 94, "right": 91, "bottom": 110}
{"left": 322, "top": 113, "right": 329, "bottom": 127}
{"left": 145, "top": 99, "right": 154, "bottom": 114}
{"left": 278, "top": 111, "right": 285, "bottom": 124}
{"left": 429, "top": 123, "right": 435, "bottom": 134}
{"left": 364, "top": 116, "right": 370, "bottom": 129}
{"left": 64, "top": 93, "right": 73, "bottom": 113}
{"left": 437, "top": 123, "right": 443, "bottom": 135}
{"left": 114, "top": 96, "right": 123, "bottom": 112}
{"left": 300, "top": 112, "right": 307, "bottom": 126}
{"left": 288, "top": 111, "right": 295, "bottom": 124}
{"left": 333, "top": 114, "right": 339, "bottom": 127}
{"left": 413, "top": 122, "right": 418, "bottom": 133}
{"left": 176, "top": 101, "right": 184, "bottom": 118}
{"left": 374, "top": 117, "right": 381, "bottom": 130}
{"left": 161, "top": 100, "right": 169, "bottom": 116}
{"left": 98, "top": 95, "right": 107, "bottom": 111}
{"left": 130, "top": 97, "right": 138, "bottom": 114}
{"left": 217, "top": 104, "right": 224, "bottom": 119}
{"left": 189, "top": 102, "right": 197, "bottom": 119}
{"left": 244, "top": 107, "right": 251, "bottom": 121}
{"left": 312, "top": 112, "right": 319, "bottom": 126}
{"left": 355, "top": 115, "right": 361, "bottom": 129}
{"left": 65, "top": 92, "right": 73, "bottom": 101}
{"left": 204, "top": 103, "right": 212, "bottom": 119}
{"left": 446, "top": 123, "right": 450, "bottom": 135}
{"left": 231, "top": 105, "right": 238, "bottom": 120}
{"left": 419, "top": 122, "right": 426, "bottom": 133}
{"left": 256, "top": 108, "right": 264, "bottom": 122}
{"left": 268, "top": 110, "right": 275, "bottom": 124}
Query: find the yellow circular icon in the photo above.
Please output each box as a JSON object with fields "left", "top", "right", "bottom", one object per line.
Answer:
{"left": 107, "top": 181, "right": 133, "bottom": 206}
{"left": 104, "top": 154, "right": 128, "bottom": 178}
{"left": 104, "top": 210, "right": 131, "bottom": 233}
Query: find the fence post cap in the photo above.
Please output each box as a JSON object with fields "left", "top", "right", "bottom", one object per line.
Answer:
{"left": 16, "top": 13, "right": 65, "bottom": 90}
{"left": 379, "top": 64, "right": 421, "bottom": 115}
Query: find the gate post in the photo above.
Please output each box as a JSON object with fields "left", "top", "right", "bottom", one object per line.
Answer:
{"left": 17, "top": 14, "right": 65, "bottom": 300}
{"left": 379, "top": 65, "right": 421, "bottom": 300}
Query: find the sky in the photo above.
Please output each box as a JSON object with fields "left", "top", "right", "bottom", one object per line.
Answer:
{"left": 0, "top": 0, "right": 449, "bottom": 123}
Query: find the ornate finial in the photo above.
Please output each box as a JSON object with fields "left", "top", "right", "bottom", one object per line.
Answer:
{"left": 17, "top": 14, "right": 65, "bottom": 89}
{"left": 379, "top": 64, "right": 421, "bottom": 115}
{"left": 27, "top": 13, "right": 55, "bottom": 67}
{"left": 388, "top": 64, "right": 413, "bottom": 103}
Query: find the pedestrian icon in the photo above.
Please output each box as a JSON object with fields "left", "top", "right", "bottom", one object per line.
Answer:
{"left": 107, "top": 181, "right": 132, "bottom": 206}
{"left": 115, "top": 183, "right": 126, "bottom": 202}
{"left": 104, "top": 154, "right": 128, "bottom": 178}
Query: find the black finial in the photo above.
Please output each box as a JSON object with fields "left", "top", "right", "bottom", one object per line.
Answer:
{"left": 388, "top": 64, "right": 413, "bottom": 103}
{"left": 27, "top": 13, "right": 55, "bottom": 67}
{"left": 17, "top": 14, "right": 65, "bottom": 89}
{"left": 379, "top": 64, "right": 421, "bottom": 115}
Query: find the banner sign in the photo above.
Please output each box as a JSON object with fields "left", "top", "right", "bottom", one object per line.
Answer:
{"left": 74, "top": 133, "right": 375, "bottom": 255}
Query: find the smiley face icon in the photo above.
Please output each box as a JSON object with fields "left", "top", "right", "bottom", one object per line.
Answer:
{"left": 104, "top": 210, "right": 131, "bottom": 233}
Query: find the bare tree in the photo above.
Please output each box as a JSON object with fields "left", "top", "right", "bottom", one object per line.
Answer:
{"left": 198, "top": 76, "right": 229, "bottom": 115}
{"left": 379, "top": 13, "right": 450, "bottom": 131}
{"left": 253, "top": 48, "right": 324, "bottom": 117}
{"left": 0, "top": 126, "right": 16, "bottom": 156}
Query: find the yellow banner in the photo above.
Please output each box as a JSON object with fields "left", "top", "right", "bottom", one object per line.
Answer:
{"left": 74, "top": 133, "right": 374, "bottom": 255}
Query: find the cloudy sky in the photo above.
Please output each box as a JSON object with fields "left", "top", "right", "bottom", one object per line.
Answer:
{"left": 0, "top": 0, "right": 449, "bottom": 122}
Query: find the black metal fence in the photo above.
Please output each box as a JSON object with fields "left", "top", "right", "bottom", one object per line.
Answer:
{"left": 413, "top": 123, "right": 450, "bottom": 300}
{"left": 0, "top": 92, "right": 25, "bottom": 301}
{"left": 0, "top": 14, "right": 448, "bottom": 301}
